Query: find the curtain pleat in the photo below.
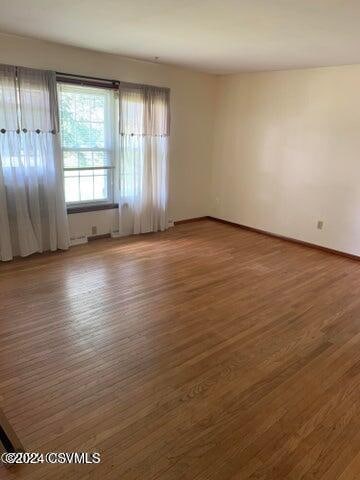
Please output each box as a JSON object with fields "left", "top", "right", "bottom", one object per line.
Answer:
{"left": 0, "top": 64, "right": 70, "bottom": 261}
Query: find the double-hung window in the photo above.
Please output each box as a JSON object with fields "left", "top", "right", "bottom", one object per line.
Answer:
{"left": 58, "top": 83, "right": 116, "bottom": 205}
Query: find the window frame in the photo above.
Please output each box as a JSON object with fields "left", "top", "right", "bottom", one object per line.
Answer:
{"left": 57, "top": 79, "right": 118, "bottom": 209}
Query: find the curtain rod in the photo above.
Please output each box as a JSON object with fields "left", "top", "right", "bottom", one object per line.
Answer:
{"left": 56, "top": 71, "right": 119, "bottom": 84}
{"left": 55, "top": 71, "right": 170, "bottom": 91}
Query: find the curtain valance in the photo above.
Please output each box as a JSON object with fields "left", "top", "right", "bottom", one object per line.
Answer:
{"left": 0, "top": 64, "right": 59, "bottom": 133}
{"left": 119, "top": 84, "right": 170, "bottom": 137}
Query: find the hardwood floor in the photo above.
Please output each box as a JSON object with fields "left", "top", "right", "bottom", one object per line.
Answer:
{"left": 1, "top": 219, "right": 360, "bottom": 479}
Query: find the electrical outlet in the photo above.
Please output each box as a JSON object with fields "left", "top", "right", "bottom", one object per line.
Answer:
{"left": 91, "top": 226, "right": 97, "bottom": 235}
{"left": 317, "top": 220, "right": 324, "bottom": 230}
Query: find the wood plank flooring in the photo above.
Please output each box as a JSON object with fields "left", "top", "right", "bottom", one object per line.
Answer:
{"left": 1, "top": 219, "right": 360, "bottom": 479}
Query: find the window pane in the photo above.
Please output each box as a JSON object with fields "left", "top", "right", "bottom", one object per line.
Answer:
{"left": 92, "top": 101, "right": 104, "bottom": 122}
{"left": 59, "top": 86, "right": 107, "bottom": 149}
{"left": 93, "top": 151, "right": 107, "bottom": 167}
{"left": 63, "top": 151, "right": 78, "bottom": 168}
{"left": 91, "top": 123, "right": 104, "bottom": 147}
{"left": 64, "top": 176, "right": 80, "bottom": 203}
{"left": 79, "top": 175, "right": 94, "bottom": 201}
{"left": 76, "top": 122, "right": 92, "bottom": 148}
{"left": 78, "top": 151, "right": 93, "bottom": 169}
{"left": 94, "top": 175, "right": 108, "bottom": 200}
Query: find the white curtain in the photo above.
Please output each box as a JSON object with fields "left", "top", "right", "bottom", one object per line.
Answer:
{"left": 115, "top": 84, "right": 170, "bottom": 236}
{"left": 0, "top": 65, "right": 69, "bottom": 261}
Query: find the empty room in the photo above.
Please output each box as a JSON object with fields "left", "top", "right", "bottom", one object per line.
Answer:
{"left": 1, "top": 1, "right": 360, "bottom": 479}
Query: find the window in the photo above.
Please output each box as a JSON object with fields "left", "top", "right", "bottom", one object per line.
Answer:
{"left": 58, "top": 84, "right": 116, "bottom": 205}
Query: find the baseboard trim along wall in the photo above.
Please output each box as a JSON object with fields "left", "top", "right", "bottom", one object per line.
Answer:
{"left": 174, "top": 216, "right": 209, "bottom": 225}
{"left": 207, "top": 216, "right": 360, "bottom": 262}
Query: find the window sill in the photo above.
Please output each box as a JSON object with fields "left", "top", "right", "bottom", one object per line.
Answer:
{"left": 67, "top": 203, "right": 119, "bottom": 214}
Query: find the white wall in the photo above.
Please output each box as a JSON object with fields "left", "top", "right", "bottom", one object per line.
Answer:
{"left": 0, "top": 32, "right": 216, "bottom": 238}
{"left": 212, "top": 66, "right": 360, "bottom": 256}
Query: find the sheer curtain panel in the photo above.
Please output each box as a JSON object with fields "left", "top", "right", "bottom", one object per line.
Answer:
{"left": 0, "top": 65, "right": 69, "bottom": 261}
{"left": 116, "top": 84, "right": 170, "bottom": 236}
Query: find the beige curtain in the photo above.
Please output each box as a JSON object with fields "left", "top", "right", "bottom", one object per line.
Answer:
{"left": 115, "top": 83, "right": 170, "bottom": 236}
